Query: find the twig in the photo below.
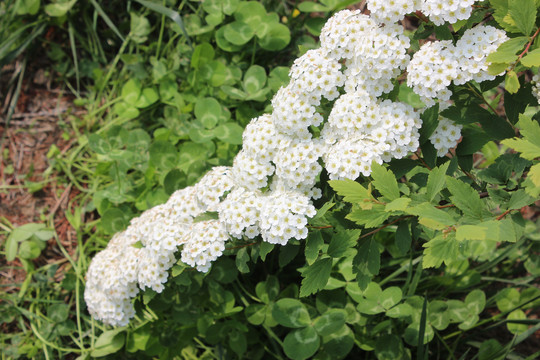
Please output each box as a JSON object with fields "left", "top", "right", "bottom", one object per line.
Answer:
{"left": 49, "top": 184, "right": 72, "bottom": 218}
{"left": 359, "top": 215, "right": 414, "bottom": 240}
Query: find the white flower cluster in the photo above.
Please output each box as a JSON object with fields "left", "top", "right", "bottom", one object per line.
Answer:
{"left": 367, "top": 0, "right": 474, "bottom": 25}
{"left": 86, "top": 2, "right": 508, "bottom": 326}
{"left": 532, "top": 73, "right": 540, "bottom": 104}
{"left": 408, "top": 25, "right": 507, "bottom": 105}
{"left": 429, "top": 117, "right": 463, "bottom": 156}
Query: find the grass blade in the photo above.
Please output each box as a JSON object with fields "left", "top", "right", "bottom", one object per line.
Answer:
{"left": 88, "top": 0, "right": 125, "bottom": 42}
{"left": 133, "top": 0, "right": 192, "bottom": 49}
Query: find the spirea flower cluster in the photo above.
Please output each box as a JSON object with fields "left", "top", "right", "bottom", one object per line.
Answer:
{"left": 86, "top": 2, "right": 508, "bottom": 326}
{"left": 532, "top": 73, "right": 540, "bottom": 104}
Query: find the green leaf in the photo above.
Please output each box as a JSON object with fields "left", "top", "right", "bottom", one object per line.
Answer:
{"left": 395, "top": 222, "right": 411, "bottom": 254}
{"left": 423, "top": 234, "right": 459, "bottom": 268}
{"left": 214, "top": 123, "right": 243, "bottom": 145}
{"left": 465, "top": 290, "right": 486, "bottom": 314}
{"left": 298, "top": 2, "right": 331, "bottom": 12}
{"left": 354, "top": 239, "right": 380, "bottom": 290}
{"left": 100, "top": 208, "right": 127, "bottom": 234}
{"left": 243, "top": 65, "right": 267, "bottom": 94}
{"left": 130, "top": 12, "right": 151, "bottom": 43}
{"left": 426, "top": 161, "right": 450, "bottom": 202}
{"left": 305, "top": 231, "right": 324, "bottom": 265}
{"left": 18, "top": 241, "right": 41, "bottom": 260}
{"left": 44, "top": 0, "right": 76, "bottom": 17}
{"left": 313, "top": 309, "right": 346, "bottom": 336}
{"left": 407, "top": 203, "right": 456, "bottom": 230}
{"left": 505, "top": 70, "right": 520, "bottom": 94}
{"left": 385, "top": 197, "right": 411, "bottom": 212}
{"left": 15, "top": 0, "right": 41, "bottom": 15}
{"left": 517, "top": 114, "right": 540, "bottom": 147}
{"left": 283, "top": 326, "right": 320, "bottom": 360}
{"left": 121, "top": 79, "right": 142, "bottom": 106}
{"left": 245, "top": 304, "right": 266, "bottom": 325}
{"left": 258, "top": 23, "right": 291, "bottom": 51}
{"left": 91, "top": 329, "right": 126, "bottom": 357}
{"left": 509, "top": 0, "right": 537, "bottom": 35}
{"left": 149, "top": 140, "right": 178, "bottom": 170}
{"left": 346, "top": 206, "right": 390, "bottom": 228}
{"left": 419, "top": 104, "right": 440, "bottom": 144}
{"left": 501, "top": 138, "right": 540, "bottom": 160}
{"left": 191, "top": 42, "right": 215, "bottom": 69}
{"left": 328, "top": 179, "right": 372, "bottom": 204}
{"left": 507, "top": 310, "right": 528, "bottom": 334}
{"left": 520, "top": 47, "right": 540, "bottom": 67}
{"left": 234, "top": 1, "right": 267, "bottom": 30}
{"left": 446, "top": 177, "right": 485, "bottom": 219}
{"left": 236, "top": 247, "right": 250, "bottom": 273}
{"left": 300, "top": 257, "right": 333, "bottom": 297}
{"left": 223, "top": 21, "right": 255, "bottom": 45}
{"left": 135, "top": 88, "right": 158, "bottom": 108}
{"left": 48, "top": 303, "right": 69, "bottom": 322}
{"left": 428, "top": 300, "right": 450, "bottom": 330}
{"left": 327, "top": 229, "right": 360, "bottom": 258}
{"left": 375, "top": 335, "right": 407, "bottom": 360}
{"left": 272, "top": 299, "right": 311, "bottom": 328}
{"left": 486, "top": 36, "right": 528, "bottom": 64}
{"left": 370, "top": 163, "right": 400, "bottom": 201}
{"left": 194, "top": 97, "right": 221, "bottom": 129}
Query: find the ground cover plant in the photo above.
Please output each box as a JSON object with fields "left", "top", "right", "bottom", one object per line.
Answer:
{"left": 1, "top": 0, "right": 540, "bottom": 359}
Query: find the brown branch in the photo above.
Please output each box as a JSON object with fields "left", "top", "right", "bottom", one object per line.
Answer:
{"left": 359, "top": 215, "right": 414, "bottom": 240}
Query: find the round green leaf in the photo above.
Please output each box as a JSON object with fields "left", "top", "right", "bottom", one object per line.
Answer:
{"left": 245, "top": 304, "right": 266, "bottom": 325}
{"left": 258, "top": 23, "right": 291, "bottom": 51}
{"left": 159, "top": 78, "right": 178, "bottom": 100}
{"left": 163, "top": 169, "right": 185, "bottom": 195}
{"left": 283, "top": 326, "right": 320, "bottom": 360}
{"left": 321, "top": 324, "right": 354, "bottom": 358}
{"left": 126, "top": 129, "right": 151, "bottom": 153}
{"left": 149, "top": 140, "right": 179, "bottom": 170}
{"left": 446, "top": 300, "right": 471, "bottom": 323}
{"left": 313, "top": 309, "right": 347, "bottom": 336}
{"left": 48, "top": 304, "right": 69, "bottom": 323}
{"left": 403, "top": 322, "right": 434, "bottom": 346}
{"left": 214, "top": 123, "right": 244, "bottom": 145}
{"left": 135, "top": 88, "right": 159, "bottom": 108}
{"left": 223, "top": 21, "right": 255, "bottom": 45}
{"left": 188, "top": 126, "right": 215, "bottom": 143}
{"left": 229, "top": 329, "right": 247, "bottom": 357}
{"left": 191, "top": 42, "right": 215, "bottom": 69}
{"left": 428, "top": 300, "right": 450, "bottom": 330}
{"left": 380, "top": 287, "right": 402, "bottom": 310}
{"left": 234, "top": 1, "right": 266, "bottom": 29}
{"left": 202, "top": 61, "right": 228, "bottom": 87}
{"left": 100, "top": 208, "right": 128, "bottom": 234}
{"left": 44, "top": 0, "right": 76, "bottom": 17}
{"left": 465, "top": 289, "right": 486, "bottom": 314}
{"left": 507, "top": 310, "right": 528, "bottom": 334}
{"left": 215, "top": 27, "right": 243, "bottom": 52}
{"left": 272, "top": 299, "right": 311, "bottom": 328}
{"left": 209, "top": 257, "right": 238, "bottom": 284}
{"left": 243, "top": 65, "right": 267, "bottom": 94}
{"left": 386, "top": 303, "right": 413, "bottom": 318}
{"left": 268, "top": 67, "right": 290, "bottom": 92}
{"left": 374, "top": 334, "right": 406, "bottom": 360}
{"left": 88, "top": 134, "right": 111, "bottom": 155}
{"left": 195, "top": 97, "right": 222, "bottom": 129}
{"left": 356, "top": 299, "right": 385, "bottom": 315}
{"left": 121, "top": 79, "right": 142, "bottom": 106}
{"left": 113, "top": 101, "right": 140, "bottom": 120}
{"left": 298, "top": 2, "right": 331, "bottom": 12}
{"left": 18, "top": 240, "right": 41, "bottom": 260}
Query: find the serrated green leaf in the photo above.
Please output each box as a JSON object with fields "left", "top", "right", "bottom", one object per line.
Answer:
{"left": 521, "top": 47, "right": 540, "bottom": 67}
{"left": 423, "top": 234, "right": 460, "bottom": 268}
{"left": 395, "top": 222, "right": 411, "bottom": 254}
{"left": 486, "top": 36, "right": 528, "bottom": 63}
{"left": 517, "top": 114, "right": 540, "bottom": 147}
{"left": 446, "top": 177, "right": 485, "bottom": 219}
{"left": 354, "top": 239, "right": 380, "bottom": 291}
{"left": 528, "top": 163, "right": 540, "bottom": 187}
{"left": 300, "top": 257, "right": 333, "bottom": 297}
{"left": 385, "top": 197, "right": 411, "bottom": 212}
{"left": 370, "top": 163, "right": 400, "bottom": 201}
{"left": 426, "top": 162, "right": 450, "bottom": 202}
{"left": 346, "top": 206, "right": 390, "bottom": 228}
{"left": 327, "top": 229, "right": 361, "bottom": 258}
{"left": 407, "top": 203, "right": 456, "bottom": 230}
{"left": 419, "top": 104, "right": 440, "bottom": 143}
{"left": 501, "top": 138, "right": 540, "bottom": 160}
{"left": 509, "top": 0, "right": 537, "bottom": 35}
{"left": 456, "top": 224, "right": 488, "bottom": 240}
{"left": 328, "top": 179, "right": 372, "bottom": 204}
{"left": 305, "top": 231, "right": 324, "bottom": 265}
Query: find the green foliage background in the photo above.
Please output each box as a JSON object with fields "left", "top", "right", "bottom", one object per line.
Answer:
{"left": 1, "top": 0, "right": 539, "bottom": 359}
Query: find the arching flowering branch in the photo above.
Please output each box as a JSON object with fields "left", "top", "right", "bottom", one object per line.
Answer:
{"left": 85, "top": 1, "right": 508, "bottom": 326}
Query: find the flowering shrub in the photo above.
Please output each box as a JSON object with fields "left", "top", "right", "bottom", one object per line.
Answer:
{"left": 85, "top": 1, "right": 540, "bottom": 359}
